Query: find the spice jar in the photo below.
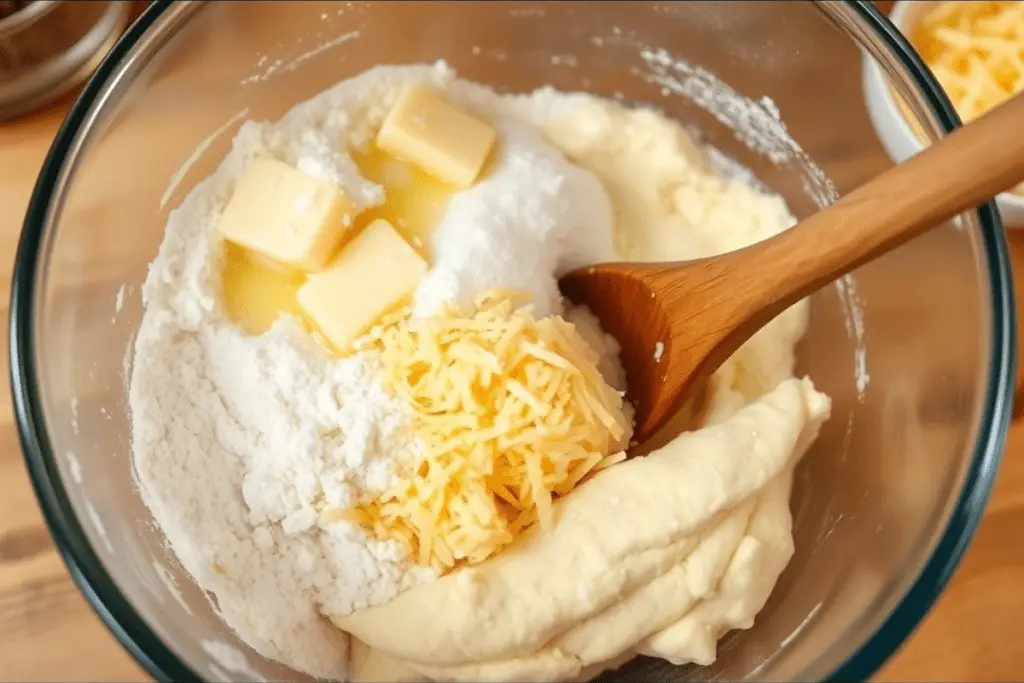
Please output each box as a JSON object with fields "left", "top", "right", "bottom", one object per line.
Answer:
{"left": 0, "top": 1, "right": 130, "bottom": 119}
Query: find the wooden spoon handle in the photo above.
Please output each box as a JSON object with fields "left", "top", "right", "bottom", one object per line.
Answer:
{"left": 730, "top": 92, "right": 1024, "bottom": 326}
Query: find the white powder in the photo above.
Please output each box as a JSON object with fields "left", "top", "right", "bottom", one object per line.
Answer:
{"left": 130, "top": 287, "right": 426, "bottom": 676}
{"left": 205, "top": 322, "right": 405, "bottom": 531}
{"left": 130, "top": 62, "right": 622, "bottom": 679}
{"left": 413, "top": 117, "right": 616, "bottom": 319}
{"left": 293, "top": 129, "right": 384, "bottom": 208}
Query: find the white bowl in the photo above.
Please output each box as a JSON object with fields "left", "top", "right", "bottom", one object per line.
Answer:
{"left": 862, "top": 0, "right": 1024, "bottom": 227}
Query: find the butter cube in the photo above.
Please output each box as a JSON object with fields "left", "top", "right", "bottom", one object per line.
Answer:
{"left": 376, "top": 85, "right": 496, "bottom": 188}
{"left": 217, "top": 156, "right": 357, "bottom": 272}
{"left": 297, "top": 219, "right": 427, "bottom": 351}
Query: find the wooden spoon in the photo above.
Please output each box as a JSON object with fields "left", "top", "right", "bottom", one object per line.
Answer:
{"left": 560, "top": 92, "right": 1024, "bottom": 448}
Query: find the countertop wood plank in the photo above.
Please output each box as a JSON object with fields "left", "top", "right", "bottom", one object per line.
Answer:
{"left": 0, "top": 5, "right": 1022, "bottom": 682}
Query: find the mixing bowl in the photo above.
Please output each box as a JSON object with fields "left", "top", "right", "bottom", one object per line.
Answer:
{"left": 10, "top": 1, "right": 1015, "bottom": 681}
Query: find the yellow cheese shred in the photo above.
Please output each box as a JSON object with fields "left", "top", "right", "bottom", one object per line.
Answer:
{"left": 904, "top": 2, "right": 1024, "bottom": 196}
{"left": 911, "top": 2, "right": 1024, "bottom": 123}
{"left": 335, "top": 289, "right": 632, "bottom": 572}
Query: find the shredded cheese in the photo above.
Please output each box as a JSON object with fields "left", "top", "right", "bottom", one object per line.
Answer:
{"left": 906, "top": 2, "right": 1024, "bottom": 195}
{"left": 333, "top": 289, "right": 632, "bottom": 572}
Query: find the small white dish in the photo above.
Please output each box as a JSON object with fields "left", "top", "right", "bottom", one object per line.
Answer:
{"left": 862, "top": 0, "right": 1024, "bottom": 227}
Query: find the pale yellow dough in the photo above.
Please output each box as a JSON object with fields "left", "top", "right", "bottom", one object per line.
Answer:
{"left": 332, "top": 87, "right": 831, "bottom": 682}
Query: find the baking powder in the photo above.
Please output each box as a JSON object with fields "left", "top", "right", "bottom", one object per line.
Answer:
{"left": 413, "top": 116, "right": 616, "bottom": 319}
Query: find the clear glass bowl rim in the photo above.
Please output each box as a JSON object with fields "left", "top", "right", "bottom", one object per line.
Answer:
{"left": 7, "top": 1, "right": 1015, "bottom": 681}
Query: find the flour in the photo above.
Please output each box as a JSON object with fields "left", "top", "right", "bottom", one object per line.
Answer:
{"left": 203, "top": 321, "right": 405, "bottom": 530}
{"left": 131, "top": 262, "right": 425, "bottom": 676}
{"left": 293, "top": 130, "right": 384, "bottom": 208}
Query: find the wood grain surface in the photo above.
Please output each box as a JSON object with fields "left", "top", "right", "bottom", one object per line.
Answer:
{"left": 1, "top": 2, "right": 1023, "bottom": 681}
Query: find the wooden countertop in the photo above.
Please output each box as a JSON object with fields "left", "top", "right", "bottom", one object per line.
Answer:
{"left": 2, "top": 7, "right": 1024, "bottom": 683}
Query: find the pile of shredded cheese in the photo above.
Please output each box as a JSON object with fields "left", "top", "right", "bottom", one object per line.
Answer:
{"left": 912, "top": 2, "right": 1024, "bottom": 123}
{"left": 338, "top": 290, "right": 632, "bottom": 571}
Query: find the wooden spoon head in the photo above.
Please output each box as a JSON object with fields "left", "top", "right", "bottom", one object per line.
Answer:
{"left": 560, "top": 262, "right": 710, "bottom": 447}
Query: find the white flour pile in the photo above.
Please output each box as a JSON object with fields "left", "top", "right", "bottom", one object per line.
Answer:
{"left": 412, "top": 116, "right": 616, "bottom": 318}
{"left": 130, "top": 62, "right": 621, "bottom": 678}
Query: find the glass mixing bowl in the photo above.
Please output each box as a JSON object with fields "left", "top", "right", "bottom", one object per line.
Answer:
{"left": 10, "top": 1, "right": 1015, "bottom": 681}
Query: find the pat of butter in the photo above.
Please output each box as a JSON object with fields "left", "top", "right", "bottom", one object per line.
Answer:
{"left": 297, "top": 219, "right": 427, "bottom": 352}
{"left": 376, "top": 85, "right": 496, "bottom": 189}
{"left": 217, "top": 156, "right": 357, "bottom": 272}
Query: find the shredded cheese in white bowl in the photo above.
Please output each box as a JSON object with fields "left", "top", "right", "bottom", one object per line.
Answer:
{"left": 862, "top": 0, "right": 1024, "bottom": 227}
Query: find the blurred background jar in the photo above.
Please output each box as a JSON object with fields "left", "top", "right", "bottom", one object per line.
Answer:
{"left": 0, "top": 1, "right": 132, "bottom": 120}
